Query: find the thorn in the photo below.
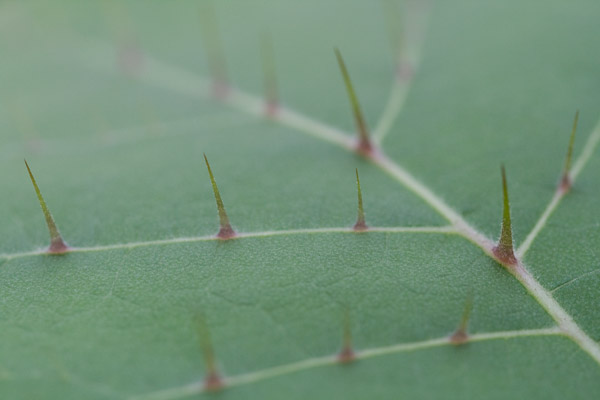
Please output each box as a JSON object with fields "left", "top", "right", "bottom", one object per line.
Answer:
{"left": 449, "top": 292, "right": 473, "bottom": 345}
{"left": 492, "top": 165, "right": 517, "bottom": 266}
{"left": 101, "top": 1, "right": 144, "bottom": 76}
{"left": 116, "top": 39, "right": 144, "bottom": 76}
{"left": 24, "top": 160, "right": 69, "bottom": 254}
{"left": 260, "top": 32, "right": 279, "bottom": 117}
{"left": 197, "top": 314, "right": 224, "bottom": 392}
{"left": 353, "top": 169, "right": 368, "bottom": 231}
{"left": 203, "top": 154, "right": 236, "bottom": 239}
{"left": 559, "top": 111, "right": 579, "bottom": 192}
{"left": 334, "top": 48, "right": 373, "bottom": 156}
{"left": 199, "top": 1, "right": 229, "bottom": 98}
{"left": 337, "top": 306, "right": 355, "bottom": 363}
{"left": 381, "top": 0, "right": 410, "bottom": 79}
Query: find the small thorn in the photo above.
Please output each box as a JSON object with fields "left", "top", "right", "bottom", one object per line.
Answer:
{"left": 450, "top": 292, "right": 473, "bottom": 345}
{"left": 260, "top": 32, "right": 279, "bottom": 117}
{"left": 381, "top": 0, "right": 410, "bottom": 79}
{"left": 203, "top": 154, "right": 236, "bottom": 239}
{"left": 337, "top": 306, "right": 355, "bottom": 363}
{"left": 102, "top": 2, "right": 144, "bottom": 77}
{"left": 24, "top": 160, "right": 69, "bottom": 254}
{"left": 492, "top": 165, "right": 517, "bottom": 266}
{"left": 116, "top": 39, "right": 144, "bottom": 76}
{"left": 334, "top": 48, "right": 373, "bottom": 156}
{"left": 199, "top": 1, "right": 229, "bottom": 98}
{"left": 197, "top": 314, "right": 224, "bottom": 392}
{"left": 203, "top": 371, "right": 223, "bottom": 392}
{"left": 353, "top": 169, "right": 368, "bottom": 231}
{"left": 396, "top": 63, "right": 413, "bottom": 80}
{"left": 559, "top": 111, "right": 579, "bottom": 192}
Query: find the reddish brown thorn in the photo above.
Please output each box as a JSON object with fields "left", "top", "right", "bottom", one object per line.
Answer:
{"left": 197, "top": 314, "right": 224, "bottom": 392}
{"left": 199, "top": 1, "right": 229, "bottom": 99}
{"left": 334, "top": 48, "right": 373, "bottom": 156}
{"left": 559, "top": 111, "right": 579, "bottom": 193}
{"left": 203, "top": 154, "right": 236, "bottom": 239}
{"left": 492, "top": 165, "right": 517, "bottom": 266}
{"left": 337, "top": 306, "right": 355, "bottom": 363}
{"left": 116, "top": 39, "right": 144, "bottom": 76}
{"left": 396, "top": 63, "right": 413, "bottom": 80}
{"left": 203, "top": 371, "right": 222, "bottom": 392}
{"left": 353, "top": 169, "right": 368, "bottom": 231}
{"left": 24, "top": 160, "right": 69, "bottom": 254}
{"left": 450, "top": 292, "right": 473, "bottom": 345}
{"left": 261, "top": 32, "right": 279, "bottom": 117}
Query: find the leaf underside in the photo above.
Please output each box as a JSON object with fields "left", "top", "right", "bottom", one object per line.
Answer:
{"left": 1, "top": 1, "right": 600, "bottom": 399}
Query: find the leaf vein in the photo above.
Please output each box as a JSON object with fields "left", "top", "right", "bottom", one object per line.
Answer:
{"left": 130, "top": 327, "right": 562, "bottom": 400}
{"left": 0, "top": 226, "right": 456, "bottom": 262}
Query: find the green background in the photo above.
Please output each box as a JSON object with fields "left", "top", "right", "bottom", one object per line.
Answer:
{"left": 1, "top": 1, "right": 599, "bottom": 398}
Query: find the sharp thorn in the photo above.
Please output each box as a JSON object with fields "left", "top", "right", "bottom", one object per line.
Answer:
{"left": 203, "top": 154, "right": 236, "bottom": 239}
{"left": 199, "top": 1, "right": 229, "bottom": 99}
{"left": 559, "top": 110, "right": 579, "bottom": 192}
{"left": 337, "top": 306, "right": 355, "bottom": 363}
{"left": 116, "top": 39, "right": 144, "bottom": 76}
{"left": 261, "top": 32, "right": 279, "bottom": 117}
{"left": 353, "top": 168, "right": 368, "bottom": 231}
{"left": 334, "top": 48, "right": 373, "bottom": 156}
{"left": 381, "top": 0, "right": 409, "bottom": 79}
{"left": 492, "top": 165, "right": 517, "bottom": 266}
{"left": 24, "top": 160, "right": 69, "bottom": 254}
{"left": 450, "top": 292, "right": 473, "bottom": 345}
{"left": 197, "top": 314, "right": 224, "bottom": 392}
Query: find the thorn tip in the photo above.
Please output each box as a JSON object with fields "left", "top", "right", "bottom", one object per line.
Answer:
{"left": 334, "top": 48, "right": 373, "bottom": 156}
{"left": 337, "top": 306, "right": 356, "bottom": 363}
{"left": 450, "top": 292, "right": 473, "bottom": 345}
{"left": 197, "top": 314, "right": 224, "bottom": 391}
{"left": 353, "top": 168, "right": 368, "bottom": 231}
{"left": 261, "top": 32, "right": 279, "bottom": 116}
{"left": 199, "top": 1, "right": 229, "bottom": 99}
{"left": 24, "top": 160, "right": 69, "bottom": 254}
{"left": 559, "top": 110, "right": 579, "bottom": 192}
{"left": 203, "top": 154, "right": 236, "bottom": 239}
{"left": 492, "top": 165, "right": 517, "bottom": 266}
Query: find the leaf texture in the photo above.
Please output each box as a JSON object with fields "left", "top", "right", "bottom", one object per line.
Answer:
{"left": 1, "top": 1, "right": 600, "bottom": 399}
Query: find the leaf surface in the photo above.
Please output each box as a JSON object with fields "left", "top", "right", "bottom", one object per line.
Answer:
{"left": 1, "top": 1, "right": 600, "bottom": 399}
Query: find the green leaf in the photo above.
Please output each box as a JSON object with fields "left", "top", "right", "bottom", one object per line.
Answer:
{"left": 2, "top": 1, "right": 600, "bottom": 399}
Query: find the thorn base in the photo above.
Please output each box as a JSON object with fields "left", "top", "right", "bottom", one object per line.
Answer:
{"left": 396, "top": 62, "right": 413, "bottom": 80}
{"left": 265, "top": 101, "right": 278, "bottom": 117}
{"left": 48, "top": 239, "right": 70, "bottom": 254}
{"left": 203, "top": 371, "right": 224, "bottom": 391}
{"left": 449, "top": 330, "right": 468, "bottom": 345}
{"left": 212, "top": 81, "right": 230, "bottom": 99}
{"left": 117, "top": 43, "right": 144, "bottom": 76}
{"left": 559, "top": 174, "right": 572, "bottom": 193}
{"left": 338, "top": 345, "right": 355, "bottom": 364}
{"left": 353, "top": 221, "right": 368, "bottom": 232}
{"left": 217, "top": 224, "right": 236, "bottom": 240}
{"left": 355, "top": 139, "right": 375, "bottom": 158}
{"left": 492, "top": 244, "right": 517, "bottom": 266}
